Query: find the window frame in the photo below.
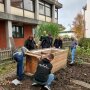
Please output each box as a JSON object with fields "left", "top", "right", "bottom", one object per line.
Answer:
{"left": 12, "top": 25, "right": 24, "bottom": 38}
{"left": 39, "top": 1, "right": 52, "bottom": 17}
{"left": 39, "top": 1, "right": 45, "bottom": 15}
{"left": 0, "top": 0, "right": 4, "bottom": 3}
{"left": 45, "top": 4, "right": 52, "bottom": 17}
{"left": 11, "top": 0, "right": 23, "bottom": 9}
{"left": 23, "top": 0, "right": 35, "bottom": 12}
{"left": 55, "top": 8, "right": 58, "bottom": 19}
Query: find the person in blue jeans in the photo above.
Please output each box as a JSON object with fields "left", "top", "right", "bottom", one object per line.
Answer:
{"left": 32, "top": 54, "right": 55, "bottom": 90}
{"left": 13, "top": 47, "right": 29, "bottom": 80}
{"left": 70, "top": 37, "right": 77, "bottom": 64}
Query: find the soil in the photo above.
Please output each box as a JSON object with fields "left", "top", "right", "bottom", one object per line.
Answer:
{"left": 0, "top": 63, "right": 90, "bottom": 90}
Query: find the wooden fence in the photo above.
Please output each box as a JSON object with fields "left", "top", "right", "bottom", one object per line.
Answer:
{"left": 0, "top": 49, "right": 12, "bottom": 61}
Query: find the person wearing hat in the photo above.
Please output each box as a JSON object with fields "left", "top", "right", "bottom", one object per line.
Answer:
{"left": 13, "top": 47, "right": 29, "bottom": 80}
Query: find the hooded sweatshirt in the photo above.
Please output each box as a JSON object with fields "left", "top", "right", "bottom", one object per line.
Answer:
{"left": 34, "top": 58, "right": 52, "bottom": 83}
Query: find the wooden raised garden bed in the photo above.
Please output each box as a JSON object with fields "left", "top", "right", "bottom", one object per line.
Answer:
{"left": 25, "top": 48, "right": 68, "bottom": 75}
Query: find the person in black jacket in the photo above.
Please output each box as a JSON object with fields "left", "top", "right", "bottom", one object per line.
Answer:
{"left": 40, "top": 31, "right": 53, "bottom": 49}
{"left": 32, "top": 54, "right": 54, "bottom": 90}
{"left": 40, "top": 35, "right": 49, "bottom": 48}
{"left": 48, "top": 34, "right": 53, "bottom": 48}
{"left": 54, "top": 36, "right": 63, "bottom": 49}
{"left": 24, "top": 35, "right": 36, "bottom": 50}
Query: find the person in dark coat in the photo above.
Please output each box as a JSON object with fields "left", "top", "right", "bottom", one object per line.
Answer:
{"left": 40, "top": 31, "right": 48, "bottom": 48}
{"left": 32, "top": 54, "right": 55, "bottom": 90}
{"left": 24, "top": 35, "right": 36, "bottom": 50}
{"left": 54, "top": 36, "right": 63, "bottom": 49}
{"left": 40, "top": 31, "right": 53, "bottom": 48}
{"left": 40, "top": 35, "right": 49, "bottom": 48}
{"left": 48, "top": 34, "right": 53, "bottom": 48}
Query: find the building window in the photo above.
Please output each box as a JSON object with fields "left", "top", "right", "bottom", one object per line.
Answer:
{"left": 39, "top": 1, "right": 51, "bottom": 17}
{"left": 39, "top": 1, "right": 44, "bottom": 15}
{"left": 11, "top": 0, "right": 23, "bottom": 8}
{"left": 55, "top": 8, "right": 58, "bottom": 19}
{"left": 12, "top": 25, "right": 24, "bottom": 38}
{"left": 0, "top": 0, "right": 4, "bottom": 3}
{"left": 24, "top": 0, "right": 34, "bottom": 11}
{"left": 45, "top": 3, "right": 51, "bottom": 17}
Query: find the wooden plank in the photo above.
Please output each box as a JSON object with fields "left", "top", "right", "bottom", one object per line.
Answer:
{"left": 71, "top": 79, "right": 90, "bottom": 89}
{"left": 25, "top": 52, "right": 41, "bottom": 59}
{"left": 52, "top": 59, "right": 67, "bottom": 73}
{"left": 25, "top": 56, "right": 32, "bottom": 73}
{"left": 82, "top": 62, "right": 90, "bottom": 66}
{"left": 51, "top": 54, "right": 68, "bottom": 64}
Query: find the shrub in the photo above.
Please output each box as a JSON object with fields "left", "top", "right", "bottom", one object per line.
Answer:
{"left": 76, "top": 45, "right": 90, "bottom": 56}
{"left": 35, "top": 22, "right": 62, "bottom": 43}
{"left": 79, "top": 38, "right": 90, "bottom": 49}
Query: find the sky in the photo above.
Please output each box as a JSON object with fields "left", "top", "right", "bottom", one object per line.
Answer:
{"left": 58, "top": 0, "right": 87, "bottom": 30}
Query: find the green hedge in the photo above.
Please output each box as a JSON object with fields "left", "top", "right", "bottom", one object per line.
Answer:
{"left": 79, "top": 38, "right": 90, "bottom": 49}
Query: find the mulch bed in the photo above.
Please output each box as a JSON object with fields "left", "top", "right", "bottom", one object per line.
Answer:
{"left": 1, "top": 64, "right": 90, "bottom": 90}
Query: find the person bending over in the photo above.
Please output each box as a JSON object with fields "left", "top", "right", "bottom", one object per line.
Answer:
{"left": 13, "top": 47, "right": 29, "bottom": 80}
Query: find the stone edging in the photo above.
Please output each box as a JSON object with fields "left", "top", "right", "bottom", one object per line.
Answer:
{"left": 71, "top": 79, "right": 90, "bottom": 89}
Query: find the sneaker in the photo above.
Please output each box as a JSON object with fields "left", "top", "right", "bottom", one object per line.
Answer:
{"left": 44, "top": 85, "right": 51, "bottom": 90}
{"left": 70, "top": 61, "right": 74, "bottom": 64}
{"left": 32, "top": 82, "right": 37, "bottom": 86}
